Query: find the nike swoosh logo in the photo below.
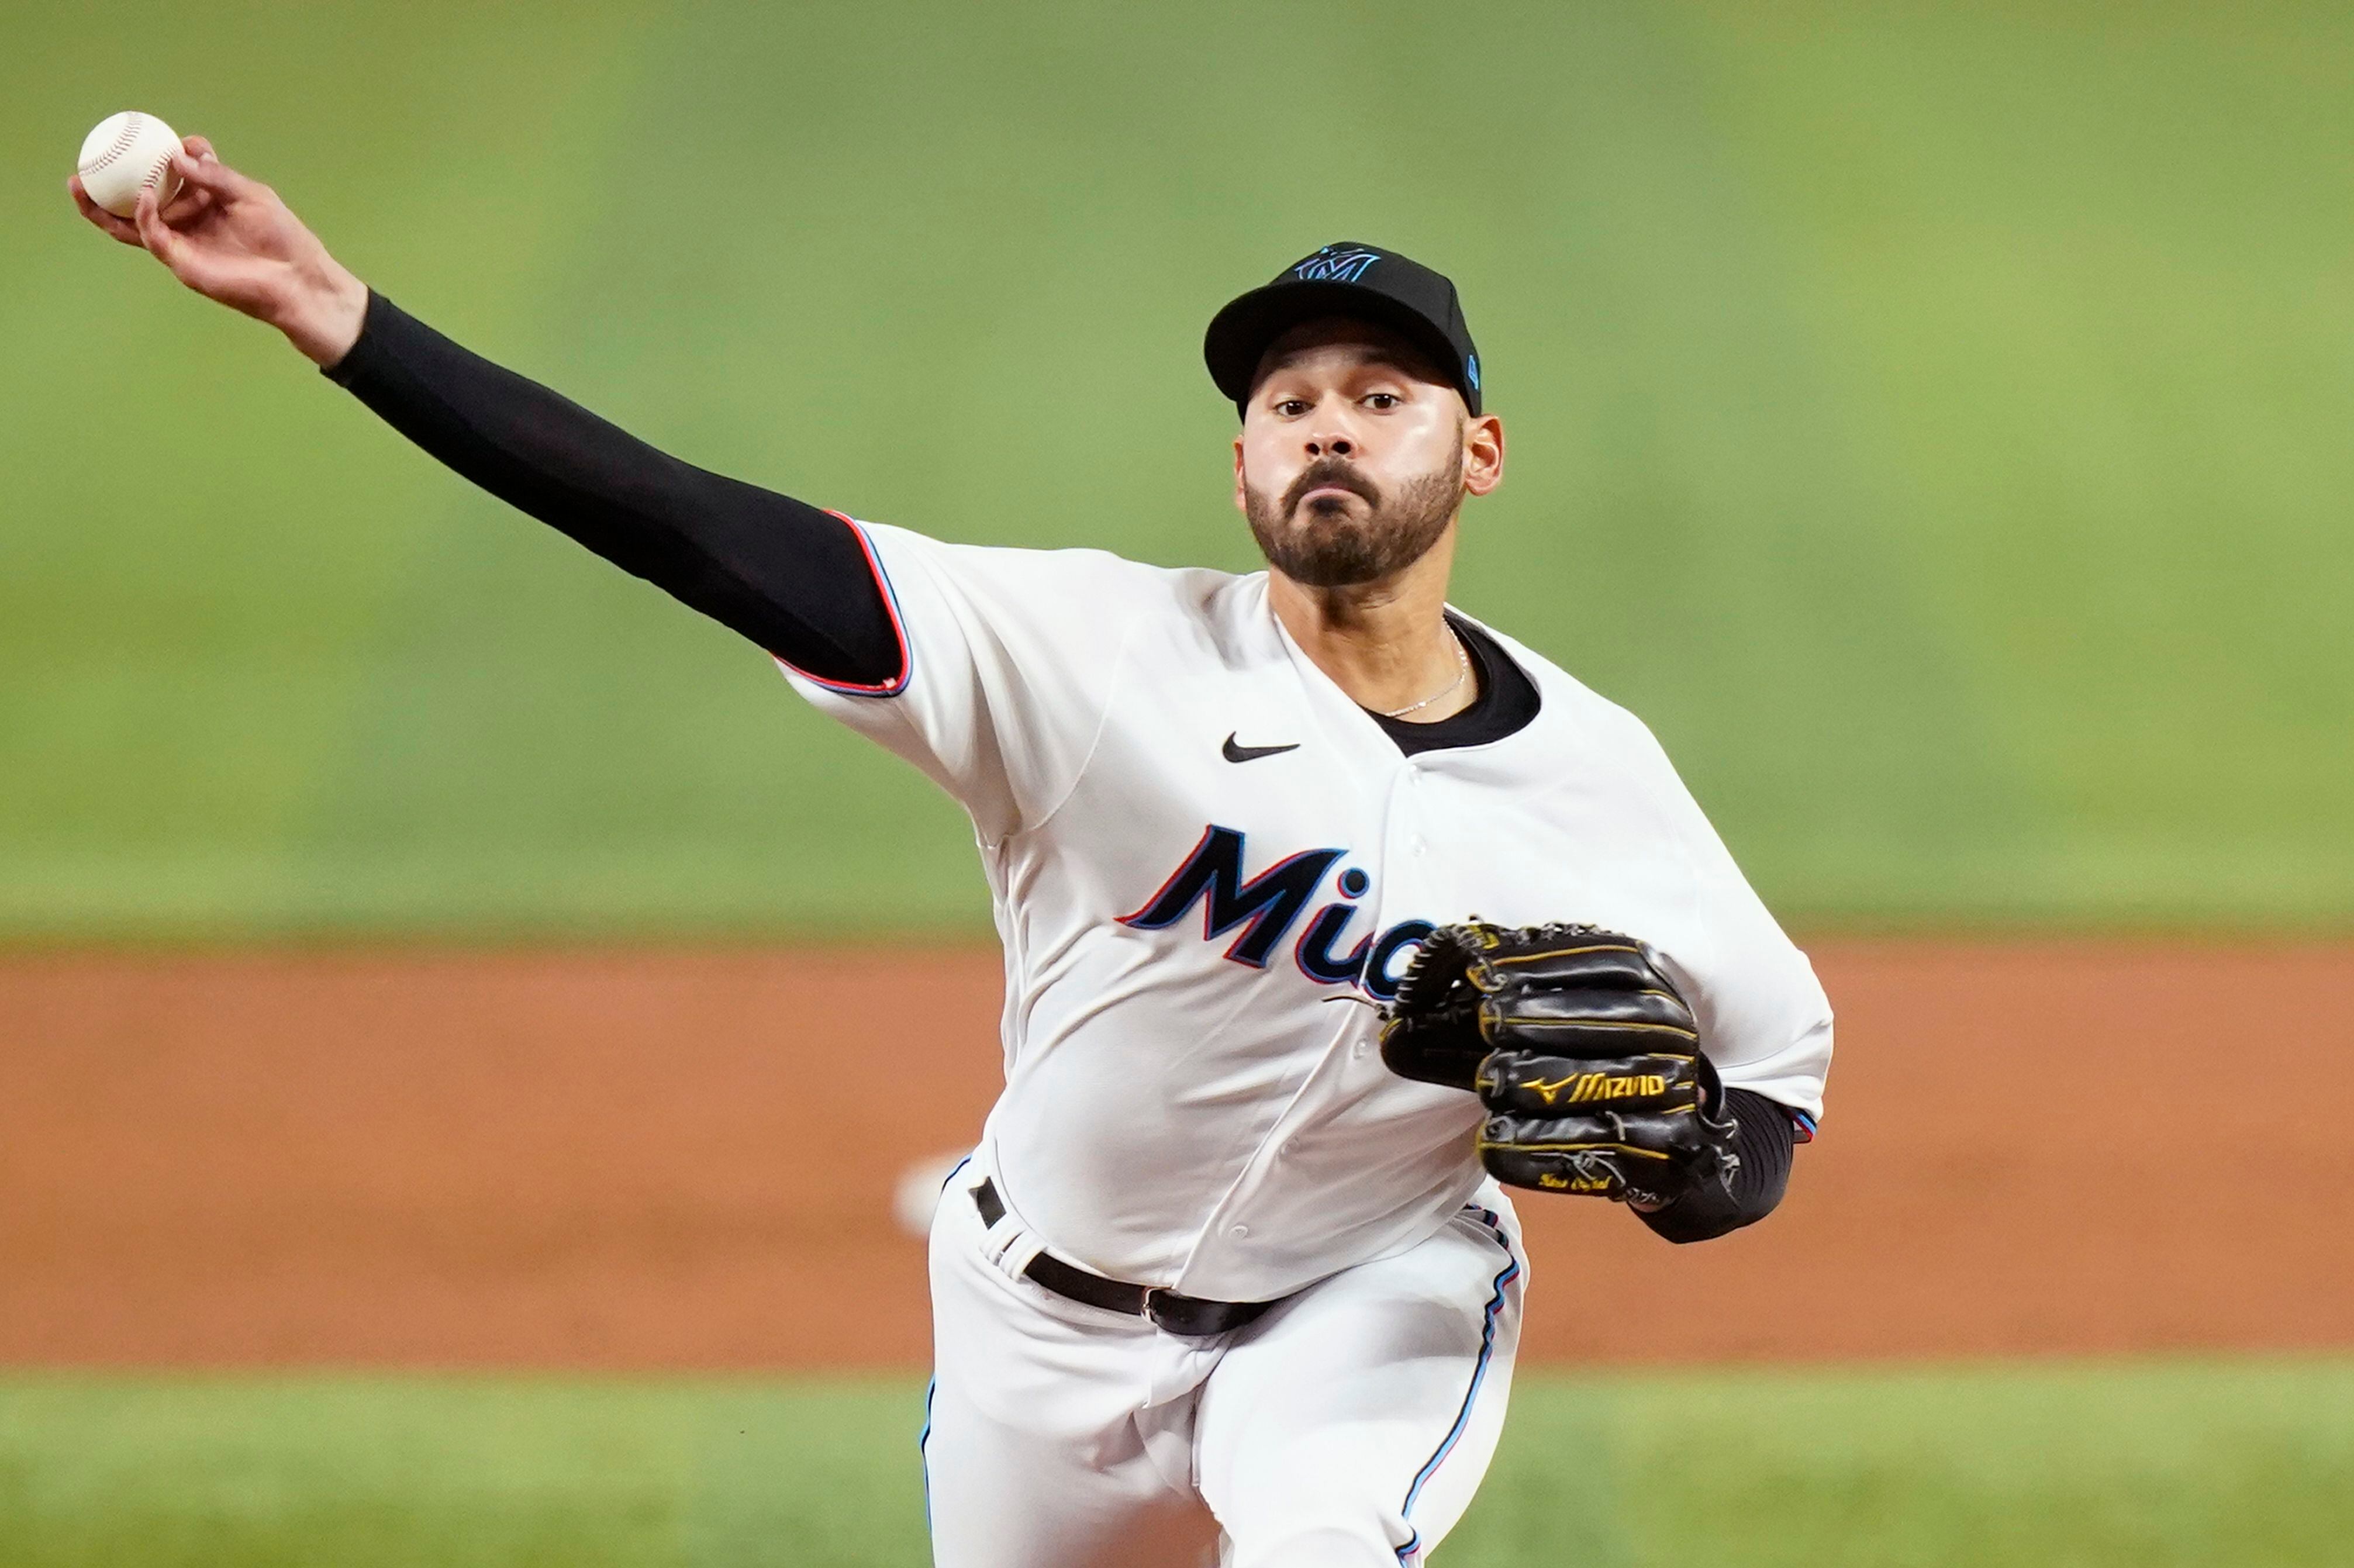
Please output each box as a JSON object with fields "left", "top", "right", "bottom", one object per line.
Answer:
{"left": 1222, "top": 733, "right": 1301, "bottom": 764}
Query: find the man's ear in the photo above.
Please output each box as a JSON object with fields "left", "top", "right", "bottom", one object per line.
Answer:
{"left": 1462, "top": 413, "right": 1505, "bottom": 498}
{"left": 1231, "top": 436, "right": 1250, "bottom": 514}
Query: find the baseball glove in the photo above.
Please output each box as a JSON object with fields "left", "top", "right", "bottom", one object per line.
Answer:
{"left": 1380, "top": 921, "right": 1740, "bottom": 1207}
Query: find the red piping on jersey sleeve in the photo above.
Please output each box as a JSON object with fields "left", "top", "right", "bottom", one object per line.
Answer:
{"left": 769, "top": 512, "right": 913, "bottom": 697}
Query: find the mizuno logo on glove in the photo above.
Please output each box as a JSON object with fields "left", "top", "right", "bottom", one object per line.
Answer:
{"left": 1521, "top": 1072, "right": 1670, "bottom": 1106}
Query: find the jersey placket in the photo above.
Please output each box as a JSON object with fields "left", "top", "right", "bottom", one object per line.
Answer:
{"left": 1168, "top": 748, "right": 1433, "bottom": 1295}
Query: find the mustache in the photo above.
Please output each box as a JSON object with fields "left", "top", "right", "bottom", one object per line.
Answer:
{"left": 1280, "top": 457, "right": 1381, "bottom": 515}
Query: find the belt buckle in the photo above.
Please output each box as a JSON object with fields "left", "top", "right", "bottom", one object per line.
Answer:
{"left": 1142, "top": 1287, "right": 1195, "bottom": 1336}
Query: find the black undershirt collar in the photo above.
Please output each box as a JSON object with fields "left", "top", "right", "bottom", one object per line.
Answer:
{"left": 1367, "top": 615, "right": 1541, "bottom": 756}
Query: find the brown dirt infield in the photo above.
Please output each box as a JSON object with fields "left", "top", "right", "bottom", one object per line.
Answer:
{"left": 1, "top": 941, "right": 2348, "bottom": 1369}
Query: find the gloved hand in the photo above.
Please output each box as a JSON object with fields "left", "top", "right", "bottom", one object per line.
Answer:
{"left": 1381, "top": 922, "right": 1740, "bottom": 1207}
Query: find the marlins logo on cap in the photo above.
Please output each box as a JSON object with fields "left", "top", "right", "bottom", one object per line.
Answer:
{"left": 1203, "top": 241, "right": 1483, "bottom": 416}
{"left": 1290, "top": 246, "right": 1384, "bottom": 285}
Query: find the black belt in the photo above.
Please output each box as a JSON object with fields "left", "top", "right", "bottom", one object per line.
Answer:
{"left": 972, "top": 1179, "right": 1283, "bottom": 1338}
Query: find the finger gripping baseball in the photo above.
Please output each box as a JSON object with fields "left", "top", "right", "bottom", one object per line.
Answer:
{"left": 1382, "top": 921, "right": 1738, "bottom": 1203}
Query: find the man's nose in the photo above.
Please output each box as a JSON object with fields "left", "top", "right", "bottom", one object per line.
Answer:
{"left": 1304, "top": 432, "right": 1355, "bottom": 459}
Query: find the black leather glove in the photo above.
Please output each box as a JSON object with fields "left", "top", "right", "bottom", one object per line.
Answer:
{"left": 1381, "top": 921, "right": 1740, "bottom": 1207}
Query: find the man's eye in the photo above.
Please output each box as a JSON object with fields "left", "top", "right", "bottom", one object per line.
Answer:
{"left": 1365, "top": 393, "right": 1399, "bottom": 410}
{"left": 1275, "top": 399, "right": 1309, "bottom": 416}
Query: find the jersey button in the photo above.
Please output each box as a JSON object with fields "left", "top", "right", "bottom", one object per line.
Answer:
{"left": 1228, "top": 1224, "right": 1250, "bottom": 1241}
{"left": 1407, "top": 835, "right": 1428, "bottom": 856}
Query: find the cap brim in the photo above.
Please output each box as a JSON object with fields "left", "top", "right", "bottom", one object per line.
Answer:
{"left": 1203, "top": 281, "right": 1472, "bottom": 414}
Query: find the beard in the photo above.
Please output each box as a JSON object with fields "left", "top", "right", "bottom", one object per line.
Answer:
{"left": 1243, "top": 451, "right": 1462, "bottom": 588}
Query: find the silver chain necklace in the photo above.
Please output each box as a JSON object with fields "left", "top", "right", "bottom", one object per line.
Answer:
{"left": 1379, "top": 630, "right": 1472, "bottom": 720}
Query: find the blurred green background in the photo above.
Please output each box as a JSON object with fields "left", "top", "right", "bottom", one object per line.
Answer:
{"left": 6, "top": 0, "right": 2349, "bottom": 938}
{"left": 6, "top": 1360, "right": 2352, "bottom": 1568}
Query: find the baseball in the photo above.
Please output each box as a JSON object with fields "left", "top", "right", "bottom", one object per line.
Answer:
{"left": 77, "top": 112, "right": 184, "bottom": 219}
{"left": 890, "top": 1149, "right": 972, "bottom": 1239}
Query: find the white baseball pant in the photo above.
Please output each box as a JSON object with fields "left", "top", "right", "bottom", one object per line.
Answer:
{"left": 921, "top": 1155, "right": 1526, "bottom": 1568}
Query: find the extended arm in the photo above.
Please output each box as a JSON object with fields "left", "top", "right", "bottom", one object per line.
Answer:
{"left": 323, "top": 295, "right": 899, "bottom": 682}
{"left": 71, "top": 139, "right": 898, "bottom": 686}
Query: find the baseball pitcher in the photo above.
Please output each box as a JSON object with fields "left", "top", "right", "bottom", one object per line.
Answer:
{"left": 76, "top": 141, "right": 1834, "bottom": 1567}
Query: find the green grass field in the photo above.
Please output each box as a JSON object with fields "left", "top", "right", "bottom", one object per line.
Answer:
{"left": 7, "top": 0, "right": 2353, "bottom": 938}
{"left": 3, "top": 1358, "right": 2349, "bottom": 1566}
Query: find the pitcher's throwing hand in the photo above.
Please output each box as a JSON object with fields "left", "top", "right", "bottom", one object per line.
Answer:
{"left": 71, "top": 134, "right": 365, "bottom": 366}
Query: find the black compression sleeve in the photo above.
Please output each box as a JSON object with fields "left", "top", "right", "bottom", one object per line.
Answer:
{"left": 1637, "top": 1088, "right": 1798, "bottom": 1244}
{"left": 323, "top": 291, "right": 902, "bottom": 686}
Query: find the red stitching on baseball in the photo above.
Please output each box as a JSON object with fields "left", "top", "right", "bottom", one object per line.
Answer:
{"left": 84, "top": 113, "right": 147, "bottom": 175}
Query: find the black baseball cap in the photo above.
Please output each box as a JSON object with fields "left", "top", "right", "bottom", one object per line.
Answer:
{"left": 1204, "top": 241, "right": 1482, "bottom": 417}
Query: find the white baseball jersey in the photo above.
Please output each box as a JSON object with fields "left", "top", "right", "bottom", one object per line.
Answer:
{"left": 782, "top": 520, "right": 1834, "bottom": 1305}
